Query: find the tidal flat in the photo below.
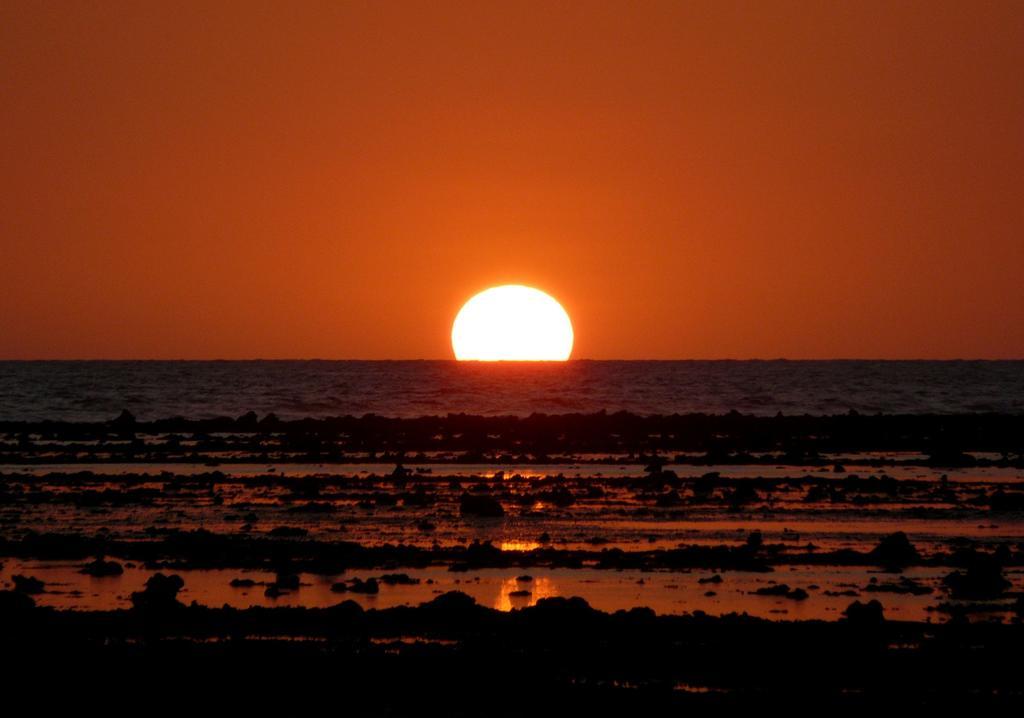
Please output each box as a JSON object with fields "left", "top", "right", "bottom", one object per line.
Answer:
{"left": 2, "top": 412, "right": 1023, "bottom": 711}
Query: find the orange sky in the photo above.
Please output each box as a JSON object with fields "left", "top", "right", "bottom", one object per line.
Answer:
{"left": 1, "top": 1, "right": 1022, "bottom": 359}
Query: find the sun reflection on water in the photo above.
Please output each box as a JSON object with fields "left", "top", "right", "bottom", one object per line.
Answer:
{"left": 499, "top": 540, "right": 541, "bottom": 552}
{"left": 486, "top": 469, "right": 550, "bottom": 480}
{"left": 494, "top": 576, "right": 558, "bottom": 611}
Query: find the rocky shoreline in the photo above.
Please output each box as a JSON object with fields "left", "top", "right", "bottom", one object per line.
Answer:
{"left": 2, "top": 412, "right": 1023, "bottom": 710}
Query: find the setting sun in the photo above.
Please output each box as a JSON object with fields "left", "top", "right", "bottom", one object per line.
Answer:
{"left": 452, "top": 285, "right": 574, "bottom": 361}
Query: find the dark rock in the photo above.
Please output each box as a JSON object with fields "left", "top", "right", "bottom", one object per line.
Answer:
{"left": 274, "top": 572, "right": 301, "bottom": 590}
{"left": 0, "top": 590, "right": 35, "bottom": 612}
{"left": 864, "top": 576, "right": 932, "bottom": 596}
{"left": 268, "top": 526, "right": 308, "bottom": 537}
{"left": 942, "top": 556, "right": 1011, "bottom": 599}
{"left": 989, "top": 489, "right": 1024, "bottom": 512}
{"left": 868, "top": 532, "right": 920, "bottom": 567}
{"left": 401, "top": 489, "right": 433, "bottom": 507}
{"left": 80, "top": 558, "right": 124, "bottom": 577}
{"left": 655, "top": 490, "right": 683, "bottom": 507}
{"left": 753, "top": 584, "right": 807, "bottom": 600}
{"left": 12, "top": 575, "right": 45, "bottom": 594}
{"left": 131, "top": 573, "right": 185, "bottom": 610}
{"left": 644, "top": 457, "right": 665, "bottom": 474}
{"left": 426, "top": 591, "right": 477, "bottom": 612}
{"left": 416, "top": 591, "right": 485, "bottom": 625}
{"left": 843, "top": 599, "right": 885, "bottom": 624}
{"left": 378, "top": 573, "right": 419, "bottom": 585}
{"left": 459, "top": 493, "right": 505, "bottom": 518}
{"left": 729, "top": 485, "right": 759, "bottom": 508}
{"left": 348, "top": 578, "right": 379, "bottom": 594}
{"left": 112, "top": 409, "right": 136, "bottom": 426}
{"left": 539, "top": 486, "right": 576, "bottom": 508}
{"left": 524, "top": 596, "right": 596, "bottom": 625}
{"left": 804, "top": 485, "right": 830, "bottom": 502}
{"left": 235, "top": 411, "right": 258, "bottom": 428}
{"left": 698, "top": 574, "right": 723, "bottom": 584}
{"left": 746, "top": 531, "right": 763, "bottom": 551}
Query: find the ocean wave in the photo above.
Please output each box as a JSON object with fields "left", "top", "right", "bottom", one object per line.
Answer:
{"left": 1, "top": 360, "right": 1023, "bottom": 421}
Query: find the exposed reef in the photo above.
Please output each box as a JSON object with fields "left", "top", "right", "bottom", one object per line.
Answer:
{"left": 2, "top": 411, "right": 1024, "bottom": 463}
{"left": 2, "top": 411, "right": 1023, "bottom": 712}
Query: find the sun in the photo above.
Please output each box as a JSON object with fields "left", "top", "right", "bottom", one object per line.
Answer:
{"left": 452, "top": 285, "right": 574, "bottom": 361}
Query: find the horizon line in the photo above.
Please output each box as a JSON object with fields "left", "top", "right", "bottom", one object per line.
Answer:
{"left": 2, "top": 357, "right": 1023, "bottom": 363}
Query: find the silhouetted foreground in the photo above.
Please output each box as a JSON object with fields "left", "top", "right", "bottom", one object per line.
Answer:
{"left": 3, "top": 411, "right": 1024, "bottom": 713}
{"left": 3, "top": 588, "right": 1023, "bottom": 714}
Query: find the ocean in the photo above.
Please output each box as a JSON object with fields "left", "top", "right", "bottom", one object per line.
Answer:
{"left": 1, "top": 359, "right": 1022, "bottom": 421}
